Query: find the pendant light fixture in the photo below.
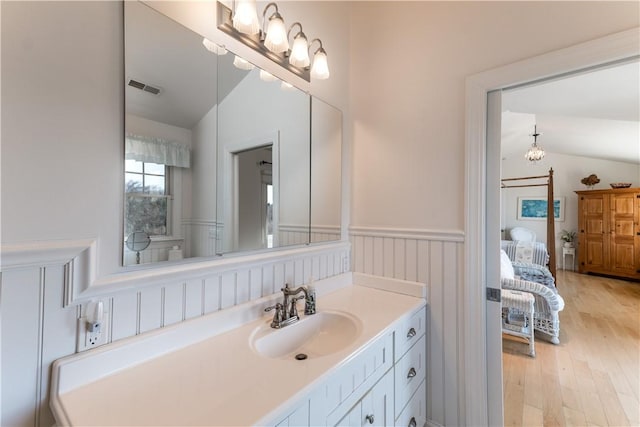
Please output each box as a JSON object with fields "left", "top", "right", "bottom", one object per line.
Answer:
{"left": 525, "top": 125, "right": 545, "bottom": 163}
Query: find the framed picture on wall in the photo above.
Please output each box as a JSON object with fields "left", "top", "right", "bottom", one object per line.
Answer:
{"left": 517, "top": 197, "right": 565, "bottom": 221}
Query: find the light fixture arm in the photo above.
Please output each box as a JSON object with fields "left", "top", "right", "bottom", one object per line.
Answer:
{"left": 261, "top": 2, "right": 280, "bottom": 40}
{"left": 287, "top": 22, "right": 304, "bottom": 40}
{"left": 531, "top": 125, "right": 542, "bottom": 145}
{"left": 308, "top": 38, "right": 325, "bottom": 55}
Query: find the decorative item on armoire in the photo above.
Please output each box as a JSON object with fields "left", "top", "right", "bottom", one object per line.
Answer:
{"left": 610, "top": 182, "right": 632, "bottom": 188}
{"left": 580, "top": 174, "right": 600, "bottom": 188}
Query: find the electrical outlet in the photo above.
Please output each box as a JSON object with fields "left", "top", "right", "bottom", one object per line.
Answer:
{"left": 76, "top": 311, "right": 110, "bottom": 352}
{"left": 342, "top": 256, "right": 349, "bottom": 273}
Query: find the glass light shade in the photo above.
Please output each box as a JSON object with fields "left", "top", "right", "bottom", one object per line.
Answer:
{"left": 232, "top": 0, "right": 260, "bottom": 35}
{"left": 264, "top": 14, "right": 289, "bottom": 53}
{"left": 259, "top": 69, "right": 278, "bottom": 82}
{"left": 233, "top": 55, "right": 255, "bottom": 71}
{"left": 310, "top": 49, "right": 330, "bottom": 80}
{"left": 202, "top": 38, "right": 227, "bottom": 55}
{"left": 289, "top": 34, "right": 310, "bottom": 67}
{"left": 280, "top": 81, "right": 295, "bottom": 91}
{"left": 525, "top": 144, "right": 545, "bottom": 163}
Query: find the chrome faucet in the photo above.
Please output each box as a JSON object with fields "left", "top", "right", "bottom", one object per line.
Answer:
{"left": 264, "top": 283, "right": 316, "bottom": 329}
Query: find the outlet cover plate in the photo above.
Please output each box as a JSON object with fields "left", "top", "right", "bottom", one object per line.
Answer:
{"left": 76, "top": 311, "right": 110, "bottom": 352}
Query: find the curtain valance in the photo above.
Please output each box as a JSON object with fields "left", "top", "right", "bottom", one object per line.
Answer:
{"left": 125, "top": 133, "right": 190, "bottom": 168}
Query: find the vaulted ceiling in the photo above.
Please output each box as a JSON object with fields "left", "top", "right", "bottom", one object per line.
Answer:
{"left": 501, "top": 61, "right": 639, "bottom": 165}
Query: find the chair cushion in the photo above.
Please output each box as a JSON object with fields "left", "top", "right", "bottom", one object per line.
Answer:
{"left": 500, "top": 250, "right": 515, "bottom": 279}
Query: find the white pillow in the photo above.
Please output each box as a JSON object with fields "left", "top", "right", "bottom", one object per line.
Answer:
{"left": 500, "top": 250, "right": 515, "bottom": 279}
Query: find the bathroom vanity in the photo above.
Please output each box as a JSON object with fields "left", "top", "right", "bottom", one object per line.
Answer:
{"left": 50, "top": 273, "right": 427, "bottom": 426}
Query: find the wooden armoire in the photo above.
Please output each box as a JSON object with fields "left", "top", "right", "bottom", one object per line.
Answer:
{"left": 576, "top": 187, "right": 640, "bottom": 280}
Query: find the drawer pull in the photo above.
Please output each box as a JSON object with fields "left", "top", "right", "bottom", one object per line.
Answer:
{"left": 408, "top": 417, "right": 417, "bottom": 427}
{"left": 365, "top": 414, "right": 375, "bottom": 424}
{"left": 407, "top": 367, "right": 417, "bottom": 379}
{"left": 407, "top": 327, "right": 417, "bottom": 338}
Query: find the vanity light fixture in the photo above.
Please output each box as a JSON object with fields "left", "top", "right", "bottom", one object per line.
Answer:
{"left": 233, "top": 55, "right": 255, "bottom": 71}
{"left": 309, "top": 38, "right": 330, "bottom": 80}
{"left": 202, "top": 37, "right": 227, "bottom": 55}
{"left": 216, "top": 1, "right": 329, "bottom": 82}
{"left": 232, "top": 0, "right": 260, "bottom": 35}
{"left": 287, "top": 23, "right": 310, "bottom": 67}
{"left": 262, "top": 3, "right": 288, "bottom": 53}
{"left": 525, "top": 125, "right": 545, "bottom": 163}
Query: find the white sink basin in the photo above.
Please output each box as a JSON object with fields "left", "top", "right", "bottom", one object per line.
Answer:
{"left": 250, "top": 311, "right": 363, "bottom": 360}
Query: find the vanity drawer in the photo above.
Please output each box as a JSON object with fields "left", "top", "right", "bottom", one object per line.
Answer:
{"left": 396, "top": 379, "right": 426, "bottom": 427}
{"left": 394, "top": 334, "right": 426, "bottom": 418}
{"left": 394, "top": 307, "right": 426, "bottom": 362}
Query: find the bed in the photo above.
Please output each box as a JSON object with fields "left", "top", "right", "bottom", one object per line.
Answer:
{"left": 500, "top": 240, "right": 550, "bottom": 266}
{"left": 501, "top": 168, "right": 557, "bottom": 281}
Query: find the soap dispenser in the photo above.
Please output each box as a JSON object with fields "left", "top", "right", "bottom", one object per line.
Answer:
{"left": 305, "top": 277, "right": 316, "bottom": 315}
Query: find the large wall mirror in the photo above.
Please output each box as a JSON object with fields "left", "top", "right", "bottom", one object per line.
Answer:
{"left": 123, "top": 1, "right": 341, "bottom": 266}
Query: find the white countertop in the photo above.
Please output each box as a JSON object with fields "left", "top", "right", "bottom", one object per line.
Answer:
{"left": 51, "top": 275, "right": 426, "bottom": 426}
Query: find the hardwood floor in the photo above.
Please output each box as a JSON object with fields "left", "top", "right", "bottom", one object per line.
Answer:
{"left": 503, "top": 270, "right": 640, "bottom": 426}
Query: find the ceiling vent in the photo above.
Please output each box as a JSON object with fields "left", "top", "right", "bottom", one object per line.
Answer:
{"left": 128, "top": 79, "right": 161, "bottom": 95}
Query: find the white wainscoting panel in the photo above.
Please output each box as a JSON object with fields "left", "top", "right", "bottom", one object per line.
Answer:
{"left": 350, "top": 226, "right": 464, "bottom": 427}
{"left": 183, "top": 219, "right": 217, "bottom": 258}
{"left": 278, "top": 224, "right": 310, "bottom": 247}
{"left": 1, "top": 241, "right": 349, "bottom": 427}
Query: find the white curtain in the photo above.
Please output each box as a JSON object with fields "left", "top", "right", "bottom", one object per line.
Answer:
{"left": 125, "top": 133, "right": 190, "bottom": 168}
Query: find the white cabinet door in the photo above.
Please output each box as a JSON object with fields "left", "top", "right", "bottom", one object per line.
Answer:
{"left": 361, "top": 369, "right": 394, "bottom": 426}
{"left": 334, "top": 402, "right": 362, "bottom": 427}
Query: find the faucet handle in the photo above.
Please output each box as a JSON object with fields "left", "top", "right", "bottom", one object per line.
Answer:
{"left": 264, "top": 302, "right": 283, "bottom": 312}
{"left": 265, "top": 303, "right": 284, "bottom": 328}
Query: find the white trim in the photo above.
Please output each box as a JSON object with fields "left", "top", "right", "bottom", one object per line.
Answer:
{"left": 464, "top": 27, "right": 640, "bottom": 426}
{"left": 349, "top": 225, "right": 464, "bottom": 242}
{"left": 353, "top": 272, "right": 427, "bottom": 299}
{"left": 1, "top": 239, "right": 98, "bottom": 307}
{"left": 0, "top": 239, "right": 350, "bottom": 305}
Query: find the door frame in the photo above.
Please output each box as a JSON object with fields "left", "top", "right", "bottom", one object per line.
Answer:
{"left": 219, "top": 131, "right": 280, "bottom": 252}
{"left": 463, "top": 28, "right": 639, "bottom": 425}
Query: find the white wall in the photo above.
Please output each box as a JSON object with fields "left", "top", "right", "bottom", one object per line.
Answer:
{"left": 311, "top": 99, "right": 342, "bottom": 240}
{"left": 217, "top": 68, "right": 310, "bottom": 230}
{"left": 1, "top": 1, "right": 123, "bottom": 276}
{"left": 349, "top": 2, "right": 639, "bottom": 425}
{"left": 189, "top": 105, "right": 218, "bottom": 257}
{"left": 502, "top": 150, "right": 640, "bottom": 265}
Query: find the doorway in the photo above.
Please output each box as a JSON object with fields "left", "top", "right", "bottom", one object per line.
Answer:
{"left": 497, "top": 59, "right": 639, "bottom": 425}
{"left": 463, "top": 29, "right": 639, "bottom": 426}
